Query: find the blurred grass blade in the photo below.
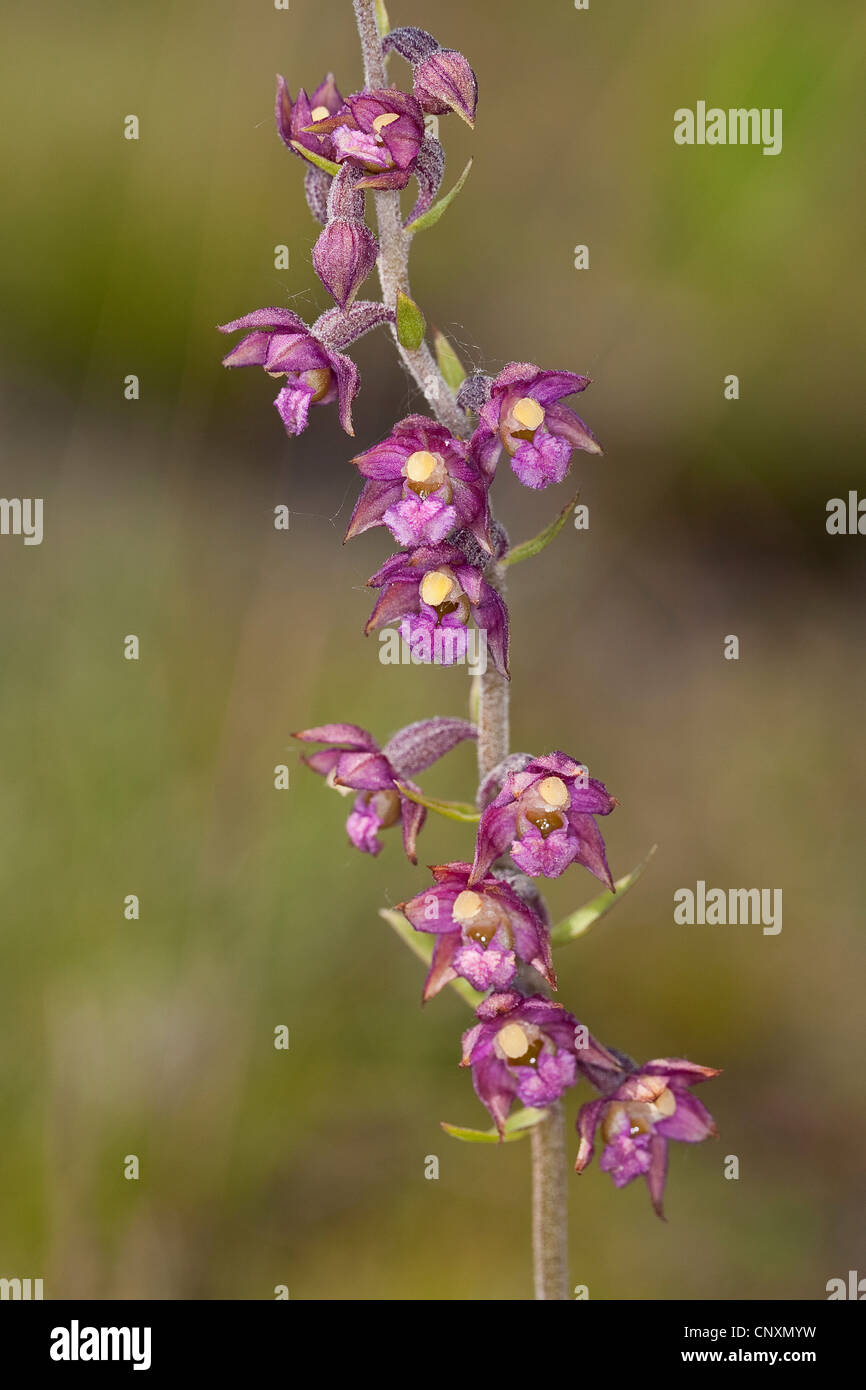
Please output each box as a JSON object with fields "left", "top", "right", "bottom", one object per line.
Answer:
{"left": 550, "top": 844, "right": 658, "bottom": 946}
{"left": 409, "top": 159, "right": 473, "bottom": 234}
{"left": 289, "top": 142, "right": 340, "bottom": 178}
{"left": 504, "top": 490, "right": 580, "bottom": 567}
{"left": 395, "top": 783, "right": 480, "bottom": 822}
{"left": 379, "top": 909, "right": 484, "bottom": 1008}
{"left": 441, "top": 1108, "right": 548, "bottom": 1143}
{"left": 433, "top": 328, "right": 467, "bottom": 392}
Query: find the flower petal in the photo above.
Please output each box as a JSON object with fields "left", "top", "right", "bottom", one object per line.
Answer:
{"left": 646, "top": 1134, "right": 669, "bottom": 1219}
{"left": 470, "top": 802, "right": 518, "bottom": 883}
{"left": 422, "top": 932, "right": 461, "bottom": 1001}
{"left": 293, "top": 723, "right": 377, "bottom": 748}
{"left": 655, "top": 1093, "right": 718, "bottom": 1144}
{"left": 575, "top": 1097, "right": 606, "bottom": 1172}
{"left": 344, "top": 478, "right": 405, "bottom": 541}
{"left": 219, "top": 307, "right": 309, "bottom": 335}
{"left": 400, "top": 792, "right": 426, "bottom": 864}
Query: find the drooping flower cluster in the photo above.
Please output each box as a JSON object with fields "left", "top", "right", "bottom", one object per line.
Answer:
{"left": 222, "top": 10, "right": 719, "bottom": 1223}
{"left": 218, "top": 22, "right": 606, "bottom": 674}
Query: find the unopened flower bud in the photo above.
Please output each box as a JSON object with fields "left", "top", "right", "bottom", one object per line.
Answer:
{"left": 413, "top": 48, "right": 478, "bottom": 127}
{"left": 312, "top": 219, "right": 379, "bottom": 311}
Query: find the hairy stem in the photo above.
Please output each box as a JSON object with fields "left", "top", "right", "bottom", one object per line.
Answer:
{"left": 475, "top": 561, "right": 510, "bottom": 781}
{"left": 531, "top": 1102, "right": 570, "bottom": 1300}
{"left": 353, "top": 0, "right": 564, "bottom": 1302}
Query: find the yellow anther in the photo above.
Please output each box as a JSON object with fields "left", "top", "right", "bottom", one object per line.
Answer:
{"left": 405, "top": 450, "right": 439, "bottom": 483}
{"left": 303, "top": 367, "right": 334, "bottom": 404}
{"left": 325, "top": 768, "right": 353, "bottom": 798}
{"left": 372, "top": 112, "right": 401, "bottom": 134}
{"left": 497, "top": 1023, "right": 531, "bottom": 1060}
{"left": 310, "top": 106, "right": 331, "bottom": 122}
{"left": 511, "top": 396, "right": 545, "bottom": 431}
{"left": 420, "top": 570, "right": 454, "bottom": 607}
{"left": 652, "top": 1087, "right": 677, "bottom": 1119}
{"left": 453, "top": 890, "right": 483, "bottom": 922}
{"left": 537, "top": 776, "right": 569, "bottom": 809}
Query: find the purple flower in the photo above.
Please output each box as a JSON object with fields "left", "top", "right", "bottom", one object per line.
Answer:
{"left": 470, "top": 751, "right": 616, "bottom": 887}
{"left": 400, "top": 862, "right": 555, "bottom": 1001}
{"left": 345, "top": 415, "right": 491, "bottom": 551}
{"left": 312, "top": 166, "right": 379, "bottom": 312}
{"left": 307, "top": 88, "right": 425, "bottom": 190}
{"left": 275, "top": 73, "right": 345, "bottom": 225}
{"left": 461, "top": 992, "right": 618, "bottom": 1135}
{"left": 383, "top": 27, "right": 478, "bottom": 127}
{"left": 464, "top": 363, "right": 602, "bottom": 489}
{"left": 219, "top": 301, "right": 393, "bottom": 437}
{"left": 293, "top": 718, "right": 476, "bottom": 863}
{"left": 275, "top": 72, "right": 344, "bottom": 161}
{"left": 575, "top": 1058, "right": 720, "bottom": 1218}
{"left": 365, "top": 542, "right": 509, "bottom": 677}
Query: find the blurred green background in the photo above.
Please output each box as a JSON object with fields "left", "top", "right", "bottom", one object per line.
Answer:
{"left": 0, "top": 0, "right": 864, "bottom": 1299}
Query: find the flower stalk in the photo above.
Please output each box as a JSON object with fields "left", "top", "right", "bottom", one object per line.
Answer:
{"left": 531, "top": 1102, "right": 569, "bottom": 1300}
